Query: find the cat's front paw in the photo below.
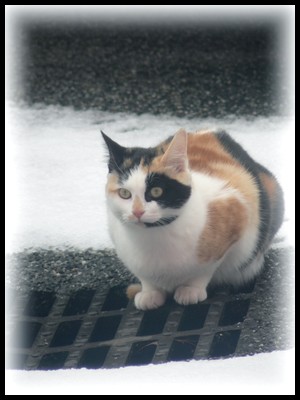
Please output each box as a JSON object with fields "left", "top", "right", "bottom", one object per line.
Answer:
{"left": 134, "top": 290, "right": 166, "bottom": 310}
{"left": 174, "top": 285, "right": 207, "bottom": 306}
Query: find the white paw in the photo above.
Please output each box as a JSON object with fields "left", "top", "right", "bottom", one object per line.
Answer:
{"left": 134, "top": 290, "right": 166, "bottom": 310}
{"left": 174, "top": 285, "right": 207, "bottom": 306}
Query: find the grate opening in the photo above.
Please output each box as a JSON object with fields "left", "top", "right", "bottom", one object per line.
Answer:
{"left": 167, "top": 335, "right": 200, "bottom": 362}
{"left": 177, "top": 304, "right": 210, "bottom": 332}
{"left": 126, "top": 340, "right": 157, "bottom": 366}
{"left": 15, "top": 321, "right": 41, "bottom": 348}
{"left": 209, "top": 330, "right": 241, "bottom": 358}
{"left": 218, "top": 299, "right": 250, "bottom": 327}
{"left": 78, "top": 346, "right": 110, "bottom": 369}
{"left": 38, "top": 352, "right": 69, "bottom": 370}
{"left": 136, "top": 307, "right": 170, "bottom": 336}
{"left": 88, "top": 315, "right": 122, "bottom": 343}
{"left": 50, "top": 320, "right": 82, "bottom": 347}
{"left": 101, "top": 286, "right": 129, "bottom": 311}
{"left": 63, "top": 289, "right": 95, "bottom": 316}
{"left": 24, "top": 291, "right": 56, "bottom": 317}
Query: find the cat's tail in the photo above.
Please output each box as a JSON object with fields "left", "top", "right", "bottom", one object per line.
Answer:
{"left": 126, "top": 283, "right": 142, "bottom": 299}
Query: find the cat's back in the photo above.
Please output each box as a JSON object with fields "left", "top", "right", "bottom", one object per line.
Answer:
{"left": 186, "top": 130, "right": 284, "bottom": 254}
{"left": 187, "top": 129, "right": 266, "bottom": 177}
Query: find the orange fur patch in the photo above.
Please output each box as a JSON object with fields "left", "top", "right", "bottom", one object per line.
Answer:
{"left": 106, "top": 173, "right": 119, "bottom": 194}
{"left": 126, "top": 283, "right": 142, "bottom": 299}
{"left": 187, "top": 132, "right": 235, "bottom": 171}
{"left": 187, "top": 132, "right": 260, "bottom": 226}
{"left": 123, "top": 158, "right": 133, "bottom": 169}
{"left": 198, "top": 197, "right": 248, "bottom": 263}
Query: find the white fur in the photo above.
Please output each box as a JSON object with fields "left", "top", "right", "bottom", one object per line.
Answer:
{"left": 106, "top": 166, "right": 259, "bottom": 310}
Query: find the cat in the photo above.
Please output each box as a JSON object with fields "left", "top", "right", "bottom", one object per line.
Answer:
{"left": 102, "top": 128, "right": 284, "bottom": 310}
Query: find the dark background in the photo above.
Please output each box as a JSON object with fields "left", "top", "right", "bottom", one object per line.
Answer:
{"left": 19, "top": 19, "right": 286, "bottom": 117}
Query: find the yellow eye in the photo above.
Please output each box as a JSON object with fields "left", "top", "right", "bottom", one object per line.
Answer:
{"left": 150, "top": 187, "right": 163, "bottom": 198}
{"left": 118, "top": 188, "right": 132, "bottom": 199}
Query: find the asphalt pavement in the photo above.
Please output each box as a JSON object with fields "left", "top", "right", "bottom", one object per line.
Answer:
{"left": 16, "top": 19, "right": 287, "bottom": 117}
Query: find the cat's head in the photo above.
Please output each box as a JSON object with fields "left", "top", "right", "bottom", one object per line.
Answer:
{"left": 102, "top": 129, "right": 192, "bottom": 228}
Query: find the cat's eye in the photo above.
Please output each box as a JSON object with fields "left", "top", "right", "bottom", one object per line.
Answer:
{"left": 118, "top": 188, "right": 132, "bottom": 199}
{"left": 150, "top": 187, "right": 163, "bottom": 198}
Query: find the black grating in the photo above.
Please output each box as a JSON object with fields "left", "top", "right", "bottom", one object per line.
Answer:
{"left": 38, "top": 352, "right": 69, "bottom": 370}
{"left": 209, "top": 330, "right": 241, "bottom": 358}
{"left": 101, "top": 286, "right": 129, "bottom": 311}
{"left": 89, "top": 316, "right": 122, "bottom": 343}
{"left": 168, "top": 335, "right": 200, "bottom": 362}
{"left": 7, "top": 280, "right": 262, "bottom": 370}
{"left": 218, "top": 299, "right": 250, "bottom": 326}
{"left": 126, "top": 341, "right": 157, "bottom": 366}
{"left": 78, "top": 347, "right": 110, "bottom": 369}
{"left": 137, "top": 307, "right": 170, "bottom": 336}
{"left": 177, "top": 304, "right": 210, "bottom": 331}
{"left": 50, "top": 320, "right": 82, "bottom": 347}
{"left": 63, "top": 290, "right": 95, "bottom": 316}
{"left": 24, "top": 291, "right": 56, "bottom": 317}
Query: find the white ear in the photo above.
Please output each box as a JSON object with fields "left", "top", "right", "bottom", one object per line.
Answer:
{"left": 161, "top": 129, "right": 188, "bottom": 173}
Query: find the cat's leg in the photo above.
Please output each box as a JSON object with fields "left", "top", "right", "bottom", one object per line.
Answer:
{"left": 174, "top": 261, "right": 221, "bottom": 305}
{"left": 133, "top": 280, "right": 167, "bottom": 310}
{"left": 174, "top": 278, "right": 208, "bottom": 305}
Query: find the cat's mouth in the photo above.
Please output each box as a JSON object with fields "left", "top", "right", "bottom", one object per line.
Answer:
{"left": 143, "top": 216, "right": 178, "bottom": 228}
{"left": 127, "top": 213, "right": 178, "bottom": 228}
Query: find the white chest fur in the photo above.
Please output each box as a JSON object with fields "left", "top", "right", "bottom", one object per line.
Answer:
{"left": 107, "top": 172, "right": 228, "bottom": 292}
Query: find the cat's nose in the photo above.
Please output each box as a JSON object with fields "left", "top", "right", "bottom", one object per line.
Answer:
{"left": 133, "top": 210, "right": 145, "bottom": 219}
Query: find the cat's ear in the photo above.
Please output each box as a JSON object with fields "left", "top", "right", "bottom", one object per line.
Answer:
{"left": 160, "top": 129, "right": 188, "bottom": 174}
{"left": 101, "top": 131, "right": 126, "bottom": 173}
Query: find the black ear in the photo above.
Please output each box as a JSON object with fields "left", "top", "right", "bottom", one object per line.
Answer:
{"left": 101, "top": 131, "right": 126, "bottom": 173}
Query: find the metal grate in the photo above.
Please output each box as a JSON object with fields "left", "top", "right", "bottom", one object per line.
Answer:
{"left": 7, "top": 248, "right": 293, "bottom": 370}
{"left": 8, "top": 283, "right": 256, "bottom": 370}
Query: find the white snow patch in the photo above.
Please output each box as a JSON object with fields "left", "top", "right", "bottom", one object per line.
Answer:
{"left": 5, "top": 349, "right": 295, "bottom": 395}
{"left": 6, "top": 102, "right": 294, "bottom": 252}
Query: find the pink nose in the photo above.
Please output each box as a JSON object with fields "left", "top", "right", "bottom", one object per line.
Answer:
{"left": 133, "top": 210, "right": 145, "bottom": 219}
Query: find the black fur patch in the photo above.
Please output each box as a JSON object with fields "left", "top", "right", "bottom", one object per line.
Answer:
{"left": 145, "top": 173, "right": 191, "bottom": 209}
{"left": 102, "top": 131, "right": 127, "bottom": 174}
{"left": 102, "top": 131, "right": 162, "bottom": 180}
{"left": 144, "top": 216, "right": 178, "bottom": 228}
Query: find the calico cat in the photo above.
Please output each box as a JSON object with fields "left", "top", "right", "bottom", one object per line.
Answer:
{"left": 102, "top": 129, "right": 284, "bottom": 310}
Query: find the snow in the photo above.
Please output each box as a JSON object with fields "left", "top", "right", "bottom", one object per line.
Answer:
{"left": 5, "top": 349, "right": 295, "bottom": 395}
{"left": 5, "top": 101, "right": 295, "bottom": 253}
